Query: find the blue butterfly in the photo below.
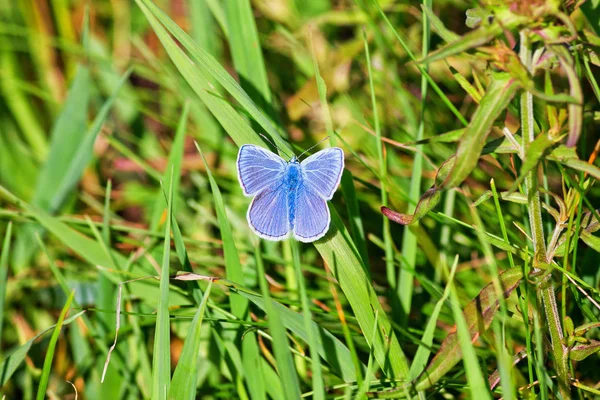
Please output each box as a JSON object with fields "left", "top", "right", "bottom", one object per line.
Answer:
{"left": 237, "top": 144, "right": 344, "bottom": 242}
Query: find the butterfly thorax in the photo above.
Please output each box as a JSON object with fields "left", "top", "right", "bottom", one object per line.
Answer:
{"left": 284, "top": 162, "right": 302, "bottom": 229}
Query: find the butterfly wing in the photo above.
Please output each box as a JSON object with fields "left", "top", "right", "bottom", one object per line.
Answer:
{"left": 237, "top": 144, "right": 287, "bottom": 196}
{"left": 300, "top": 147, "right": 344, "bottom": 200}
{"left": 247, "top": 182, "right": 291, "bottom": 241}
{"left": 293, "top": 183, "right": 330, "bottom": 242}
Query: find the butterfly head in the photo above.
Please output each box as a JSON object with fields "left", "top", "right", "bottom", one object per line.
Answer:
{"left": 289, "top": 155, "right": 299, "bottom": 164}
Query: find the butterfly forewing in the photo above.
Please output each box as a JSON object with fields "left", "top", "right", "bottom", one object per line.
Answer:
{"left": 300, "top": 148, "right": 344, "bottom": 200}
{"left": 293, "top": 184, "right": 330, "bottom": 242}
{"left": 237, "top": 145, "right": 286, "bottom": 196}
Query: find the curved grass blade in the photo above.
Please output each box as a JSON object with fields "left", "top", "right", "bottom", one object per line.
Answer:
{"left": 416, "top": 267, "right": 523, "bottom": 391}
{"left": 135, "top": 0, "right": 289, "bottom": 152}
{"left": 0, "top": 310, "right": 85, "bottom": 387}
{"left": 315, "top": 208, "right": 410, "bottom": 380}
{"left": 168, "top": 280, "right": 213, "bottom": 400}
{"left": 36, "top": 290, "right": 75, "bottom": 400}
{"left": 254, "top": 244, "right": 302, "bottom": 400}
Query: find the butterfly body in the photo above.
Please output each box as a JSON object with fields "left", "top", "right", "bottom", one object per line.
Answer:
{"left": 237, "top": 144, "right": 344, "bottom": 242}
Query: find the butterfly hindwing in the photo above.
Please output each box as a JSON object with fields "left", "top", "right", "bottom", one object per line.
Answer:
{"left": 300, "top": 147, "right": 344, "bottom": 200}
{"left": 293, "top": 183, "right": 330, "bottom": 242}
{"left": 247, "top": 182, "right": 291, "bottom": 241}
{"left": 237, "top": 144, "right": 286, "bottom": 196}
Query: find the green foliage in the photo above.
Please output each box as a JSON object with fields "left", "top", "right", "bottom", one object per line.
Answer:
{"left": 0, "top": 0, "right": 599, "bottom": 399}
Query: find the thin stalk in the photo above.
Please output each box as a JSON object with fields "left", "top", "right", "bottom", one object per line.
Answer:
{"left": 398, "top": 0, "right": 431, "bottom": 322}
{"left": 520, "top": 31, "right": 569, "bottom": 398}
{"left": 363, "top": 29, "right": 395, "bottom": 290}
{"left": 290, "top": 241, "right": 324, "bottom": 400}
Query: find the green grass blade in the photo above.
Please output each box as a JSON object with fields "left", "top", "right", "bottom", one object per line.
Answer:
{"left": 340, "top": 171, "right": 369, "bottom": 268}
{"left": 136, "top": 0, "right": 289, "bottom": 151}
{"left": 447, "top": 269, "right": 491, "bottom": 399}
{"left": 314, "top": 208, "right": 410, "bottom": 380}
{"left": 445, "top": 73, "right": 520, "bottom": 188}
{"left": 408, "top": 257, "right": 457, "bottom": 380}
{"left": 230, "top": 281, "right": 360, "bottom": 382}
{"left": 36, "top": 290, "right": 75, "bottom": 400}
{"left": 0, "top": 222, "right": 12, "bottom": 347}
{"left": 168, "top": 280, "right": 213, "bottom": 400}
{"left": 197, "top": 143, "right": 266, "bottom": 398}
{"left": 363, "top": 30, "right": 394, "bottom": 293}
{"left": 291, "top": 241, "right": 324, "bottom": 399}
{"left": 152, "top": 172, "right": 174, "bottom": 400}
{"left": 398, "top": 0, "right": 431, "bottom": 322}
{"left": 150, "top": 101, "right": 190, "bottom": 231}
{"left": 225, "top": 0, "right": 273, "bottom": 107}
{"left": 254, "top": 244, "right": 301, "bottom": 399}
{"left": 0, "top": 310, "right": 85, "bottom": 387}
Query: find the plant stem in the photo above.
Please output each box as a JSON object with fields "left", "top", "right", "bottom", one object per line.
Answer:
{"left": 520, "top": 31, "right": 569, "bottom": 398}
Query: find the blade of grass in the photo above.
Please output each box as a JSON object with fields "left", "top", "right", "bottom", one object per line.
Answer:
{"left": 363, "top": 29, "right": 395, "bottom": 295}
{"left": 136, "top": 0, "right": 289, "bottom": 151}
{"left": 197, "top": 143, "right": 266, "bottom": 399}
{"left": 36, "top": 290, "right": 75, "bottom": 400}
{"left": 372, "top": 0, "right": 468, "bottom": 126}
{"left": 447, "top": 259, "right": 491, "bottom": 399}
{"left": 398, "top": 0, "right": 431, "bottom": 323}
{"left": 225, "top": 0, "right": 274, "bottom": 110}
{"left": 408, "top": 256, "right": 457, "bottom": 380}
{"left": 290, "top": 240, "right": 324, "bottom": 399}
{"left": 152, "top": 171, "right": 174, "bottom": 400}
{"left": 12, "top": 67, "right": 132, "bottom": 270}
{"left": 168, "top": 280, "right": 213, "bottom": 400}
{"left": 0, "top": 310, "right": 85, "bottom": 387}
{"left": 254, "top": 243, "right": 301, "bottom": 399}
{"left": 150, "top": 101, "right": 190, "bottom": 231}
{"left": 314, "top": 208, "right": 410, "bottom": 380}
{"left": 0, "top": 222, "right": 12, "bottom": 347}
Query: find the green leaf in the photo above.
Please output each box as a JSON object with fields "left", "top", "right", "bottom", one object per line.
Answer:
{"left": 549, "top": 145, "right": 600, "bottom": 181}
{"left": 581, "top": 0, "right": 600, "bottom": 36}
{"left": 421, "top": 5, "right": 460, "bottom": 42}
{"left": 168, "top": 280, "right": 213, "bottom": 400}
{"left": 418, "top": 23, "right": 504, "bottom": 65}
{"left": 570, "top": 340, "right": 600, "bottom": 361}
{"left": 446, "top": 73, "right": 520, "bottom": 188}
{"left": 416, "top": 267, "right": 523, "bottom": 391}
{"left": 382, "top": 156, "right": 455, "bottom": 225}
{"left": 152, "top": 173, "right": 174, "bottom": 400}
{"left": 36, "top": 291, "right": 75, "bottom": 400}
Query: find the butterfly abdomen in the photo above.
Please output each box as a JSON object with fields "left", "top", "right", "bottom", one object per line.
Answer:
{"left": 284, "top": 163, "right": 302, "bottom": 229}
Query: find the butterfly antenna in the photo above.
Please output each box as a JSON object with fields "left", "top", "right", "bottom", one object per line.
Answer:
{"left": 297, "top": 136, "right": 330, "bottom": 160}
{"left": 258, "top": 133, "right": 292, "bottom": 158}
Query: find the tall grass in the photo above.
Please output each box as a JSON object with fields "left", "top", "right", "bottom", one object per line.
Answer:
{"left": 0, "top": 1, "right": 599, "bottom": 399}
